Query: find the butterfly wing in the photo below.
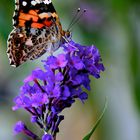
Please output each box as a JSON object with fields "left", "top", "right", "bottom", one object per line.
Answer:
{"left": 7, "top": 0, "right": 63, "bottom": 67}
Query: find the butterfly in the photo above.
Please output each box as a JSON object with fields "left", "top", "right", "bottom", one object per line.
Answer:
{"left": 7, "top": 0, "right": 71, "bottom": 67}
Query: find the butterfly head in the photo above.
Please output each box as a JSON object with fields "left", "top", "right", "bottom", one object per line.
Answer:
{"left": 63, "top": 30, "right": 72, "bottom": 42}
{"left": 61, "top": 30, "right": 72, "bottom": 44}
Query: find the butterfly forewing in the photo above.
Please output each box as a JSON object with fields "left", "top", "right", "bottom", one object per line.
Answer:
{"left": 7, "top": 0, "right": 63, "bottom": 67}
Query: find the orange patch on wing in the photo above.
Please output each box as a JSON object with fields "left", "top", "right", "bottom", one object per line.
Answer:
{"left": 29, "top": 10, "right": 38, "bottom": 16}
{"left": 19, "top": 19, "right": 26, "bottom": 27}
{"left": 31, "top": 23, "right": 44, "bottom": 28}
{"left": 44, "top": 20, "right": 53, "bottom": 27}
{"left": 18, "top": 11, "right": 54, "bottom": 28}
{"left": 19, "top": 12, "right": 38, "bottom": 22}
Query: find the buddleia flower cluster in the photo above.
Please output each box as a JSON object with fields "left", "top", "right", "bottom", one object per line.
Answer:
{"left": 13, "top": 40, "right": 105, "bottom": 140}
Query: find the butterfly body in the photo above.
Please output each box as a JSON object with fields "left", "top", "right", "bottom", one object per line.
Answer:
{"left": 7, "top": 0, "right": 70, "bottom": 67}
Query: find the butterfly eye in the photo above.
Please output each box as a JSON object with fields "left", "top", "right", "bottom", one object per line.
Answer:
{"left": 64, "top": 31, "right": 72, "bottom": 42}
{"left": 67, "top": 32, "right": 72, "bottom": 38}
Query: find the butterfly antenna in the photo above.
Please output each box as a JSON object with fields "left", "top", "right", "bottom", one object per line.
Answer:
{"left": 67, "top": 8, "right": 81, "bottom": 31}
{"left": 68, "top": 9, "right": 87, "bottom": 30}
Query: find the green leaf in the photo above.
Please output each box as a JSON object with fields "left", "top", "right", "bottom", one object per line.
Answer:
{"left": 82, "top": 98, "right": 108, "bottom": 140}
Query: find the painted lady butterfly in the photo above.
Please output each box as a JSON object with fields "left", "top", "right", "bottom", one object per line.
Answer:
{"left": 7, "top": 0, "right": 70, "bottom": 67}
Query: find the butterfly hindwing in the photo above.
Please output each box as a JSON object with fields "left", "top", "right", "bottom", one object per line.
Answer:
{"left": 7, "top": 25, "right": 61, "bottom": 67}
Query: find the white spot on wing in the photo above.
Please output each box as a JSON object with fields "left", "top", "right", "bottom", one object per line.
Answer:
{"left": 22, "top": 1, "right": 27, "bottom": 6}
{"left": 44, "top": 0, "right": 51, "bottom": 4}
{"left": 31, "top": 0, "right": 37, "bottom": 6}
{"left": 35, "top": 0, "right": 41, "bottom": 3}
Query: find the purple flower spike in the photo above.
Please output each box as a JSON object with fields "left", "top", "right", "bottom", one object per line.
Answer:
{"left": 13, "top": 38, "right": 104, "bottom": 140}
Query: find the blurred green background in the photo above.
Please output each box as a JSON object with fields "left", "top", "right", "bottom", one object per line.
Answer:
{"left": 0, "top": 0, "right": 140, "bottom": 140}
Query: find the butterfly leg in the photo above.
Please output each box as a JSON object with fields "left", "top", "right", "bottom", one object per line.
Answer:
{"left": 50, "top": 49, "right": 53, "bottom": 56}
{"left": 49, "top": 41, "right": 60, "bottom": 56}
{"left": 62, "top": 36, "right": 78, "bottom": 51}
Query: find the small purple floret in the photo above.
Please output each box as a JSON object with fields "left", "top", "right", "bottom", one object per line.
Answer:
{"left": 42, "top": 134, "right": 54, "bottom": 140}
{"left": 14, "top": 121, "right": 25, "bottom": 134}
{"left": 14, "top": 121, "right": 39, "bottom": 139}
